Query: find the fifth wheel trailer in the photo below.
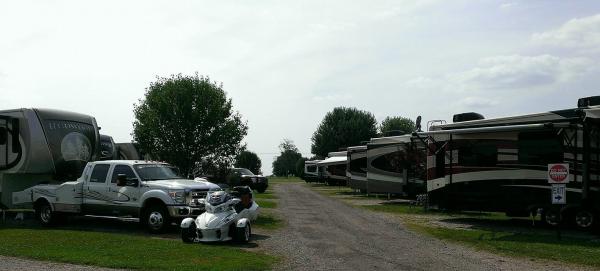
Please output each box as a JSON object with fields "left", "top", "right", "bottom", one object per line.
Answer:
{"left": 302, "top": 159, "right": 322, "bottom": 183}
{"left": 421, "top": 96, "right": 600, "bottom": 229}
{"left": 0, "top": 108, "right": 100, "bottom": 209}
{"left": 347, "top": 146, "right": 367, "bottom": 192}
{"left": 366, "top": 135, "right": 427, "bottom": 196}
{"left": 318, "top": 151, "right": 348, "bottom": 186}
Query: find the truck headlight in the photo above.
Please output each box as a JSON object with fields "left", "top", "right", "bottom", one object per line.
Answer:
{"left": 168, "top": 190, "right": 186, "bottom": 204}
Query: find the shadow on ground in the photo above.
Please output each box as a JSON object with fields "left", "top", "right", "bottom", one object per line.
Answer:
{"left": 0, "top": 212, "right": 271, "bottom": 246}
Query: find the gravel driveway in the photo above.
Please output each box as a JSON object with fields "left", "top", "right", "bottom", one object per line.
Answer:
{"left": 264, "top": 183, "right": 591, "bottom": 271}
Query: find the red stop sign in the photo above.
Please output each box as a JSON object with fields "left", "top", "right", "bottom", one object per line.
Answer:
{"left": 549, "top": 164, "right": 568, "bottom": 183}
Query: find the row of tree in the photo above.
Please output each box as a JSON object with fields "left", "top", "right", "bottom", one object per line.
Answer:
{"left": 131, "top": 73, "right": 415, "bottom": 179}
{"left": 271, "top": 107, "right": 416, "bottom": 177}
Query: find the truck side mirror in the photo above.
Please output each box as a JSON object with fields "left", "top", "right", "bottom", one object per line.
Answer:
{"left": 116, "top": 174, "right": 127, "bottom": 186}
{"left": 127, "top": 178, "right": 139, "bottom": 187}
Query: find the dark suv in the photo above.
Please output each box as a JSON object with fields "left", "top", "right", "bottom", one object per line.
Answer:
{"left": 227, "top": 168, "right": 268, "bottom": 193}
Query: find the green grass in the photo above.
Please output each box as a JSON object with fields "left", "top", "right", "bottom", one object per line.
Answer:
{"left": 409, "top": 223, "right": 600, "bottom": 268}
{"left": 256, "top": 200, "right": 277, "bottom": 209}
{"left": 268, "top": 176, "right": 303, "bottom": 184}
{"left": 254, "top": 191, "right": 278, "bottom": 200}
{"left": 362, "top": 204, "right": 510, "bottom": 220}
{"left": 362, "top": 204, "right": 428, "bottom": 214}
{"left": 253, "top": 212, "right": 283, "bottom": 230}
{"left": 0, "top": 227, "right": 278, "bottom": 271}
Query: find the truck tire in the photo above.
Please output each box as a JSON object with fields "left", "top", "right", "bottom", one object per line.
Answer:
{"left": 256, "top": 187, "right": 267, "bottom": 193}
{"left": 541, "top": 209, "right": 561, "bottom": 227}
{"left": 181, "top": 223, "right": 197, "bottom": 243}
{"left": 35, "top": 200, "right": 57, "bottom": 226}
{"left": 143, "top": 204, "right": 170, "bottom": 234}
{"left": 235, "top": 223, "right": 251, "bottom": 243}
{"left": 574, "top": 209, "right": 596, "bottom": 230}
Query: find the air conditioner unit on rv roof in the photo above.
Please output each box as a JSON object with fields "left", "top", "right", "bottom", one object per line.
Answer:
{"left": 452, "top": 112, "right": 484, "bottom": 123}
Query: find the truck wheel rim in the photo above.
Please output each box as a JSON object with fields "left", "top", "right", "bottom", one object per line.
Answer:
{"left": 576, "top": 211, "right": 594, "bottom": 228}
{"left": 244, "top": 225, "right": 250, "bottom": 241}
{"left": 148, "top": 211, "right": 164, "bottom": 229}
{"left": 40, "top": 206, "right": 51, "bottom": 223}
{"left": 545, "top": 212, "right": 559, "bottom": 226}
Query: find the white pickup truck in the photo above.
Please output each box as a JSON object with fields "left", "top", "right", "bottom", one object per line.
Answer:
{"left": 12, "top": 160, "right": 220, "bottom": 233}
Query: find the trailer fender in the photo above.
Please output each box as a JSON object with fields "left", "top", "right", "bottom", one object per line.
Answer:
{"left": 236, "top": 218, "right": 249, "bottom": 228}
{"left": 180, "top": 217, "right": 195, "bottom": 229}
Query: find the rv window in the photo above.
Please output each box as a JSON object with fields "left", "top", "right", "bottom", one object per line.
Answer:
{"left": 0, "top": 127, "right": 6, "bottom": 145}
{"left": 111, "top": 165, "right": 137, "bottom": 183}
{"left": 306, "top": 165, "right": 317, "bottom": 173}
{"left": 89, "top": 164, "right": 110, "bottom": 183}
{"left": 349, "top": 157, "right": 367, "bottom": 174}
{"left": 371, "top": 150, "right": 406, "bottom": 173}
{"left": 518, "top": 131, "right": 563, "bottom": 165}
{"left": 458, "top": 141, "right": 497, "bottom": 167}
{"left": 327, "top": 164, "right": 346, "bottom": 176}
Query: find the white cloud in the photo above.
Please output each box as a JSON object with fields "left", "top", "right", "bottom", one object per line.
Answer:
{"left": 404, "top": 76, "right": 438, "bottom": 89}
{"left": 312, "top": 94, "right": 353, "bottom": 102}
{"left": 499, "top": 2, "right": 517, "bottom": 10}
{"left": 531, "top": 14, "right": 600, "bottom": 51}
{"left": 450, "top": 55, "right": 591, "bottom": 90}
{"left": 459, "top": 97, "right": 499, "bottom": 108}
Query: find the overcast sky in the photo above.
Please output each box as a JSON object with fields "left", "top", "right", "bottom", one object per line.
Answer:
{"left": 1, "top": 1, "right": 599, "bottom": 175}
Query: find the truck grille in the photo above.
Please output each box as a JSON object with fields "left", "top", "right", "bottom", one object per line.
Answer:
{"left": 189, "top": 189, "right": 209, "bottom": 206}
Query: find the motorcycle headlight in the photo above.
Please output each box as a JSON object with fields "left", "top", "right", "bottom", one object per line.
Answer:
{"left": 168, "top": 190, "right": 186, "bottom": 204}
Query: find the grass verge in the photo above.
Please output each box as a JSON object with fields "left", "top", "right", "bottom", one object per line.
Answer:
{"left": 408, "top": 222, "right": 600, "bottom": 268}
{"left": 268, "top": 177, "right": 303, "bottom": 184}
{"left": 256, "top": 200, "right": 277, "bottom": 209}
{"left": 0, "top": 227, "right": 278, "bottom": 271}
{"left": 253, "top": 211, "right": 283, "bottom": 230}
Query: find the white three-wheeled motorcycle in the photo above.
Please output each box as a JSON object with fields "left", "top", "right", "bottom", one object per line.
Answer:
{"left": 180, "top": 186, "right": 259, "bottom": 243}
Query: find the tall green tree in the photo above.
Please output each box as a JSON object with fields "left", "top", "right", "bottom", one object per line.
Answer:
{"left": 379, "top": 116, "right": 415, "bottom": 136}
{"left": 235, "top": 150, "right": 262, "bottom": 175}
{"left": 133, "top": 73, "right": 248, "bottom": 177}
{"left": 311, "top": 107, "right": 378, "bottom": 157}
{"left": 272, "top": 139, "right": 302, "bottom": 176}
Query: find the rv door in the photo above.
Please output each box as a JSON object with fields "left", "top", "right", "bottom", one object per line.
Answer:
{"left": 0, "top": 116, "right": 21, "bottom": 170}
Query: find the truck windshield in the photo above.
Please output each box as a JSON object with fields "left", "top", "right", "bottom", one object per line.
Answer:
{"left": 134, "top": 164, "right": 182, "bottom": 181}
{"left": 236, "top": 168, "right": 254, "bottom": 175}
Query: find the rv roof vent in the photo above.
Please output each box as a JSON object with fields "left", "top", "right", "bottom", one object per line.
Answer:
{"left": 578, "top": 96, "right": 600, "bottom": 108}
{"left": 453, "top": 112, "right": 484, "bottom": 123}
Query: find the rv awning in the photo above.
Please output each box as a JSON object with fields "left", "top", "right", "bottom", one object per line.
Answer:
{"left": 418, "top": 122, "right": 572, "bottom": 136}
{"left": 318, "top": 156, "right": 347, "bottom": 166}
{"left": 369, "top": 135, "right": 412, "bottom": 145}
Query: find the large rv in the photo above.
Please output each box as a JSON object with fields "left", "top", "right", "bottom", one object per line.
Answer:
{"left": 318, "top": 151, "right": 347, "bottom": 186}
{"left": 302, "top": 159, "right": 322, "bottom": 183}
{"left": 422, "top": 96, "right": 600, "bottom": 229}
{"left": 0, "top": 108, "right": 100, "bottom": 208}
{"left": 366, "top": 135, "right": 427, "bottom": 196}
{"left": 347, "top": 146, "right": 367, "bottom": 192}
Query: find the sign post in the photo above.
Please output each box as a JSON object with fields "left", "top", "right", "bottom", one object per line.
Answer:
{"left": 548, "top": 163, "right": 569, "bottom": 240}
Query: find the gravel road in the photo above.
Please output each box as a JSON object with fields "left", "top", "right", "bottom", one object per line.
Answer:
{"left": 264, "top": 183, "right": 590, "bottom": 271}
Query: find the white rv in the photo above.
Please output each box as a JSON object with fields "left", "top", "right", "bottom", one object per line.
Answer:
{"left": 0, "top": 108, "right": 101, "bottom": 209}
{"left": 421, "top": 96, "right": 600, "bottom": 229}
{"left": 302, "top": 159, "right": 322, "bottom": 183}
{"left": 366, "top": 135, "right": 426, "bottom": 196}
{"left": 347, "top": 146, "right": 367, "bottom": 192}
{"left": 318, "top": 151, "right": 348, "bottom": 186}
